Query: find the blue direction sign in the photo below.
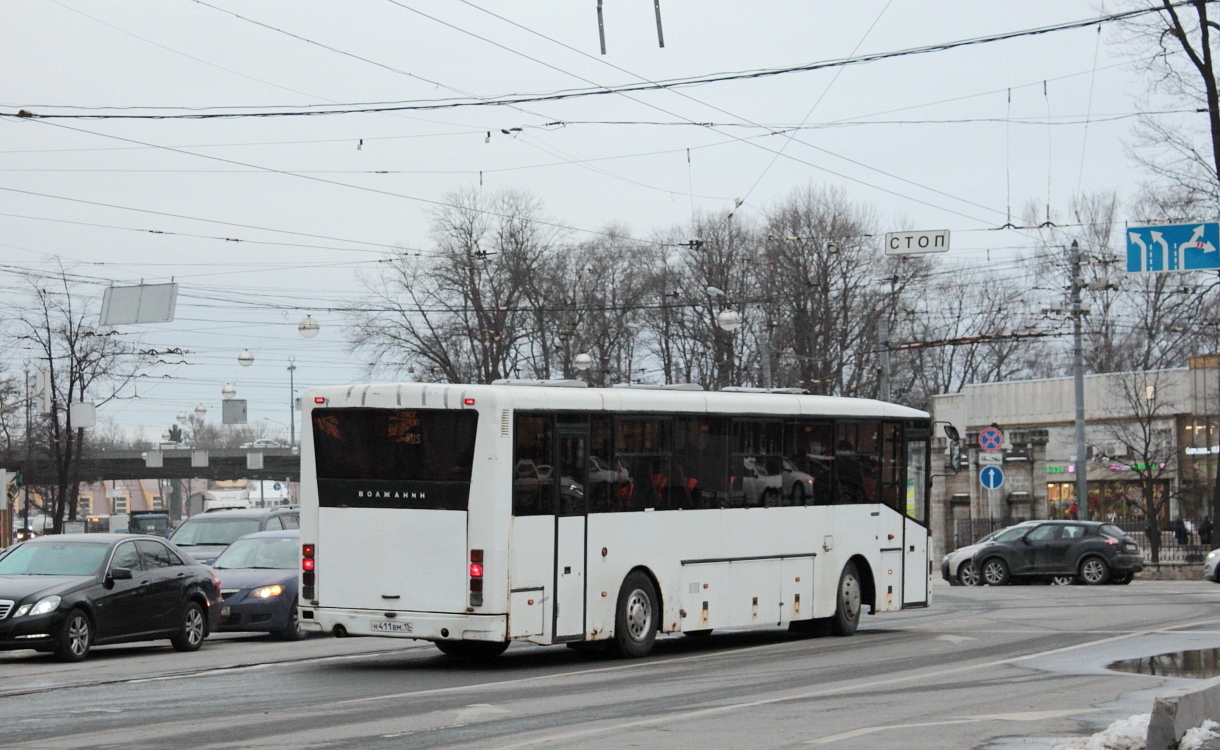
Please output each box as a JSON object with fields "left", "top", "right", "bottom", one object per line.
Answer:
{"left": 980, "top": 465, "right": 1004, "bottom": 490}
{"left": 1127, "top": 222, "right": 1220, "bottom": 273}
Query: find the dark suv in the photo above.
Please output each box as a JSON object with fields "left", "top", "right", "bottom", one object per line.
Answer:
{"left": 971, "top": 520, "right": 1142, "bottom": 586}
{"left": 169, "top": 507, "right": 299, "bottom": 565}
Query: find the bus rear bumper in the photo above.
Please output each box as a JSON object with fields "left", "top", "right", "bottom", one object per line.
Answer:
{"left": 302, "top": 607, "right": 507, "bottom": 642}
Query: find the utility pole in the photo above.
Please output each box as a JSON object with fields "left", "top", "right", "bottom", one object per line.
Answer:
{"left": 878, "top": 316, "right": 891, "bottom": 402}
{"left": 23, "top": 367, "right": 31, "bottom": 531}
{"left": 287, "top": 358, "right": 297, "bottom": 446}
{"left": 1071, "top": 239, "right": 1090, "bottom": 521}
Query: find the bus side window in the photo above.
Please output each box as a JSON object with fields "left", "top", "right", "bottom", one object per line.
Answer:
{"left": 835, "top": 422, "right": 881, "bottom": 504}
{"left": 880, "top": 422, "right": 903, "bottom": 513}
{"left": 785, "top": 420, "right": 834, "bottom": 506}
{"left": 616, "top": 418, "right": 670, "bottom": 511}
{"left": 513, "top": 415, "right": 555, "bottom": 516}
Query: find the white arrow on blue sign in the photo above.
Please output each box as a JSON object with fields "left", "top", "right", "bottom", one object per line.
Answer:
{"left": 1127, "top": 222, "right": 1220, "bottom": 273}
{"left": 980, "top": 465, "right": 1004, "bottom": 490}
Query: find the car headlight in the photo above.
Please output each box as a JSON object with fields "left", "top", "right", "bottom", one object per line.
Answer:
{"left": 17, "top": 596, "right": 61, "bottom": 618}
{"left": 250, "top": 585, "right": 284, "bottom": 599}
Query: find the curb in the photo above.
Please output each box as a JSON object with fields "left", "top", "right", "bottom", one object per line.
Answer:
{"left": 1148, "top": 676, "right": 1220, "bottom": 750}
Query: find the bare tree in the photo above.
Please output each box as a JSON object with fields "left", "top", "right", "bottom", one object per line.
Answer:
{"left": 542, "top": 226, "right": 653, "bottom": 386}
{"left": 350, "top": 188, "right": 560, "bottom": 383}
{"left": 1098, "top": 370, "right": 1180, "bottom": 563}
{"left": 891, "top": 263, "right": 1045, "bottom": 408}
{"left": 762, "top": 185, "right": 883, "bottom": 396}
{"left": 1118, "top": 1, "right": 1220, "bottom": 211}
{"left": 14, "top": 269, "right": 137, "bottom": 532}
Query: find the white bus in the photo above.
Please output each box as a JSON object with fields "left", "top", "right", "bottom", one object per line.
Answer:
{"left": 297, "top": 381, "right": 933, "bottom": 659}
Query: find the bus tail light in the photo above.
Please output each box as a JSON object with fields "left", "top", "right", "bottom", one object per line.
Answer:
{"left": 302, "top": 544, "right": 316, "bottom": 599}
{"left": 470, "top": 549, "right": 483, "bottom": 607}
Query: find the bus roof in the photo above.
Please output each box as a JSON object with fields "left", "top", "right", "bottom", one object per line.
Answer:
{"left": 305, "top": 382, "right": 929, "bottom": 421}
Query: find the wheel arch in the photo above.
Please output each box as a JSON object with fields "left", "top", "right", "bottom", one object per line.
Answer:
{"left": 624, "top": 565, "right": 665, "bottom": 631}
{"left": 848, "top": 555, "right": 876, "bottom": 614}
{"left": 187, "top": 589, "right": 212, "bottom": 636}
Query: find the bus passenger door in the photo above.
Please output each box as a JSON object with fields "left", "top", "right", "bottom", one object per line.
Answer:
{"left": 554, "top": 426, "right": 588, "bottom": 640}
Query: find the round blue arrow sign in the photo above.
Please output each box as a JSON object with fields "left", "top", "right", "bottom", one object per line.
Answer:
{"left": 980, "top": 465, "right": 1004, "bottom": 490}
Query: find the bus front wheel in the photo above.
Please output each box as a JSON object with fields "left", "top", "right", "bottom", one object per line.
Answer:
{"left": 614, "top": 571, "right": 659, "bottom": 658}
{"left": 831, "top": 562, "right": 863, "bottom": 636}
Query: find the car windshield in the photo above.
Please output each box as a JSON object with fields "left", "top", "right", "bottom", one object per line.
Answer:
{"left": 992, "top": 525, "right": 1034, "bottom": 542}
{"left": 212, "top": 536, "right": 298, "bottom": 569}
{"left": 0, "top": 542, "right": 110, "bottom": 576}
{"left": 170, "top": 518, "right": 262, "bottom": 546}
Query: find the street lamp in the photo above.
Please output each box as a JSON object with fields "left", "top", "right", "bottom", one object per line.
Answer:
{"left": 287, "top": 357, "right": 297, "bottom": 446}
{"left": 238, "top": 350, "right": 254, "bottom": 367}
{"left": 194, "top": 403, "right": 207, "bottom": 419}
{"left": 176, "top": 412, "right": 187, "bottom": 425}
{"left": 298, "top": 315, "right": 320, "bottom": 339}
{"left": 222, "top": 383, "right": 237, "bottom": 400}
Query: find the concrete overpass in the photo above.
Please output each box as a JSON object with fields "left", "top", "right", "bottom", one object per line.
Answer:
{"left": 17, "top": 447, "right": 301, "bottom": 485}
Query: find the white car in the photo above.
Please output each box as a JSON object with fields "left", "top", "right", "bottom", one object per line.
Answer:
{"left": 941, "top": 523, "right": 1036, "bottom": 586}
{"left": 241, "top": 439, "right": 283, "bottom": 449}
{"left": 1204, "top": 549, "right": 1220, "bottom": 582}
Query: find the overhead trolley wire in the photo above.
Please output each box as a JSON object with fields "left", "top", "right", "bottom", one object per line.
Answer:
{"left": 4, "top": 3, "right": 1195, "bottom": 121}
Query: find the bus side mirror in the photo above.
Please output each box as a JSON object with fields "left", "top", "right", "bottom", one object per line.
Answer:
{"left": 943, "top": 424, "right": 961, "bottom": 442}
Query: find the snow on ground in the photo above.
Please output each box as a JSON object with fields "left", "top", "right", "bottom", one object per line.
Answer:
{"left": 1049, "top": 716, "right": 1220, "bottom": 750}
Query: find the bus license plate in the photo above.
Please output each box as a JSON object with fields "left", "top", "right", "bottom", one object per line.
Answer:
{"left": 370, "top": 621, "right": 413, "bottom": 633}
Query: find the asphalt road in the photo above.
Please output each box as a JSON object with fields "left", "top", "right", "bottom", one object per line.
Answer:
{"left": 3, "top": 579, "right": 1219, "bottom": 750}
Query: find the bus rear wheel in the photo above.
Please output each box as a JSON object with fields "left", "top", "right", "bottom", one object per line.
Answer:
{"left": 613, "top": 571, "right": 659, "bottom": 658}
{"left": 831, "top": 562, "right": 863, "bottom": 636}
{"left": 435, "top": 640, "right": 509, "bottom": 661}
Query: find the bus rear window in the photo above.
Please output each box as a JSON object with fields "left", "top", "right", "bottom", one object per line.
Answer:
{"left": 312, "top": 408, "right": 478, "bottom": 510}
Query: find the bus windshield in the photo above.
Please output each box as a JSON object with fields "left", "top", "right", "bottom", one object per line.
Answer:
{"left": 312, "top": 408, "right": 478, "bottom": 510}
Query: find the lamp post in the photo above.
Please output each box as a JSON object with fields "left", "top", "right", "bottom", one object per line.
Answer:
{"left": 287, "top": 357, "right": 297, "bottom": 446}
{"left": 573, "top": 352, "right": 592, "bottom": 383}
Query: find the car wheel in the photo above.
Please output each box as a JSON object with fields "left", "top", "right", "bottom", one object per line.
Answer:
{"left": 1078, "top": 556, "right": 1111, "bottom": 585}
{"left": 54, "top": 609, "right": 92, "bottom": 663}
{"left": 831, "top": 562, "right": 863, "bottom": 636}
{"left": 277, "top": 598, "right": 305, "bottom": 641}
{"left": 1110, "top": 572, "right": 1133, "bottom": 585}
{"left": 613, "top": 571, "right": 659, "bottom": 658}
{"left": 435, "top": 640, "right": 509, "bottom": 660}
{"left": 957, "top": 563, "right": 980, "bottom": 587}
{"left": 980, "top": 557, "right": 1010, "bottom": 586}
{"left": 1050, "top": 575, "right": 1075, "bottom": 586}
{"left": 171, "top": 601, "right": 206, "bottom": 652}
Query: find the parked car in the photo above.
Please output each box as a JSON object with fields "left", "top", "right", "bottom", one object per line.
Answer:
{"left": 210, "top": 530, "right": 304, "bottom": 640}
{"left": 941, "top": 524, "right": 1034, "bottom": 586}
{"left": 1204, "top": 548, "right": 1220, "bottom": 582}
{"left": 0, "top": 534, "right": 223, "bottom": 662}
{"left": 971, "top": 520, "right": 1142, "bottom": 586}
{"left": 169, "top": 507, "right": 299, "bottom": 565}
{"left": 240, "top": 439, "right": 283, "bottom": 449}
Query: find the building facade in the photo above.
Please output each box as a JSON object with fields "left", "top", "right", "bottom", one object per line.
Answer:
{"left": 930, "top": 359, "right": 1219, "bottom": 556}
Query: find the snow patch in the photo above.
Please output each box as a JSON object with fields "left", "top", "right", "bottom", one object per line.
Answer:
{"left": 1050, "top": 714, "right": 1149, "bottom": 750}
{"left": 1181, "top": 719, "right": 1220, "bottom": 750}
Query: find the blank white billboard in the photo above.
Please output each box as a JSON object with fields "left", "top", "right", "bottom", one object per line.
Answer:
{"left": 100, "top": 283, "right": 178, "bottom": 325}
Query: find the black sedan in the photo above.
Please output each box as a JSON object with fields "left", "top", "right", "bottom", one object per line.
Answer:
{"left": 211, "top": 530, "right": 304, "bottom": 640}
{"left": 971, "top": 520, "right": 1143, "bottom": 586}
{"left": 0, "top": 534, "right": 223, "bottom": 661}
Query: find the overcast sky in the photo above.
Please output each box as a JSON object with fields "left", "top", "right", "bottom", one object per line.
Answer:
{"left": 0, "top": 1, "right": 1177, "bottom": 441}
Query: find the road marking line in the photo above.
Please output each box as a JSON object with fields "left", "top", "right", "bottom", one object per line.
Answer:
{"left": 477, "top": 616, "right": 1220, "bottom": 750}
{"left": 808, "top": 709, "right": 1100, "bottom": 744}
